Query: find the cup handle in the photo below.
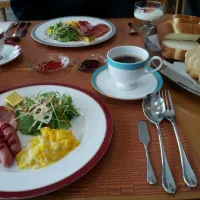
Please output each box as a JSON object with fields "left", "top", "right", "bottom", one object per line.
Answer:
{"left": 144, "top": 56, "right": 163, "bottom": 76}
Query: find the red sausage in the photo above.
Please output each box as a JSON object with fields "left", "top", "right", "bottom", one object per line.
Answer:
{"left": 0, "top": 136, "right": 13, "bottom": 167}
{"left": 0, "top": 106, "right": 18, "bottom": 130}
{"left": 0, "top": 122, "right": 21, "bottom": 155}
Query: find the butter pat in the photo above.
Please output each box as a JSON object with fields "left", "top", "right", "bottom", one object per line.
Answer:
{"left": 83, "top": 36, "right": 95, "bottom": 43}
{"left": 5, "top": 91, "right": 23, "bottom": 107}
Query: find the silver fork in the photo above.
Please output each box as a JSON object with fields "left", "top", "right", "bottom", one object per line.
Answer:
{"left": 159, "top": 89, "right": 197, "bottom": 188}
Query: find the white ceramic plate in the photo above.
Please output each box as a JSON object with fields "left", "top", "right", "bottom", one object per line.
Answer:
{"left": 31, "top": 16, "right": 116, "bottom": 47}
{"left": 91, "top": 65, "right": 163, "bottom": 100}
{"left": 0, "top": 84, "right": 112, "bottom": 199}
{"left": 0, "top": 43, "right": 21, "bottom": 66}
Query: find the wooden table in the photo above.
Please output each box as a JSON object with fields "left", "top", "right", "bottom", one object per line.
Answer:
{"left": 2, "top": 17, "right": 200, "bottom": 200}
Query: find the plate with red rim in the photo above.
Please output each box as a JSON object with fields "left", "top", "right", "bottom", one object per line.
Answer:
{"left": 0, "top": 83, "right": 112, "bottom": 199}
{"left": 0, "top": 43, "right": 21, "bottom": 66}
{"left": 31, "top": 16, "right": 116, "bottom": 47}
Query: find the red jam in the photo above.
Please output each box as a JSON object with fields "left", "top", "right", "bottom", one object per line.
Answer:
{"left": 39, "top": 60, "right": 62, "bottom": 71}
{"left": 80, "top": 59, "right": 100, "bottom": 70}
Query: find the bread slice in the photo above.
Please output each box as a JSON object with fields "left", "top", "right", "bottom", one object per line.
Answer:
{"left": 187, "top": 46, "right": 200, "bottom": 72}
{"left": 185, "top": 46, "right": 199, "bottom": 72}
{"left": 189, "top": 57, "right": 200, "bottom": 79}
{"left": 157, "top": 15, "right": 200, "bottom": 41}
{"left": 161, "top": 40, "right": 199, "bottom": 61}
{"left": 173, "top": 14, "right": 199, "bottom": 23}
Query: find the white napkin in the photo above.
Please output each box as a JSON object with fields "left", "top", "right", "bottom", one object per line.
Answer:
{"left": 0, "top": 21, "right": 16, "bottom": 32}
{"left": 147, "top": 34, "right": 161, "bottom": 51}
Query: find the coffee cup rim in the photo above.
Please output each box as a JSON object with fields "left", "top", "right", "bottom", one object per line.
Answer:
{"left": 107, "top": 46, "right": 149, "bottom": 66}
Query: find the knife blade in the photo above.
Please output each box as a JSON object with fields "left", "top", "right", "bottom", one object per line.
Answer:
{"left": 138, "top": 120, "right": 157, "bottom": 184}
{"left": 138, "top": 120, "right": 150, "bottom": 145}
{"left": 19, "top": 22, "right": 31, "bottom": 38}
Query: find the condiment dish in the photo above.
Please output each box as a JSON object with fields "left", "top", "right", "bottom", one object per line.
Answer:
{"left": 29, "top": 53, "right": 69, "bottom": 74}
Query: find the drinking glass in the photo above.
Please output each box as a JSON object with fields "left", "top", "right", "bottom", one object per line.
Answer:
{"left": 134, "top": 1, "right": 164, "bottom": 31}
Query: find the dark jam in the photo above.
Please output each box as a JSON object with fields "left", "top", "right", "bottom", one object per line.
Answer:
{"left": 39, "top": 60, "right": 62, "bottom": 71}
{"left": 79, "top": 59, "right": 100, "bottom": 70}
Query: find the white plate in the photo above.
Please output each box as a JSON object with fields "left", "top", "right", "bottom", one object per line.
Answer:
{"left": 91, "top": 65, "right": 163, "bottom": 100}
{"left": 0, "top": 43, "right": 21, "bottom": 66}
{"left": 0, "top": 84, "right": 112, "bottom": 199}
{"left": 31, "top": 16, "right": 116, "bottom": 47}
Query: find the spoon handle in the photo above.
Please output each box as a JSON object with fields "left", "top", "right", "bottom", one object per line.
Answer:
{"left": 156, "top": 124, "right": 177, "bottom": 194}
{"left": 170, "top": 120, "right": 197, "bottom": 187}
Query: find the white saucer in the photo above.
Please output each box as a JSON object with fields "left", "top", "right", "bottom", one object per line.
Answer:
{"left": 0, "top": 43, "right": 21, "bottom": 66}
{"left": 91, "top": 65, "right": 163, "bottom": 100}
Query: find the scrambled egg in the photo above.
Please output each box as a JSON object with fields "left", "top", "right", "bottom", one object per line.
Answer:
{"left": 16, "top": 128, "right": 79, "bottom": 170}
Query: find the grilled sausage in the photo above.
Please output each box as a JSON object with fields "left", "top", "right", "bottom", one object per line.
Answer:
{"left": 0, "top": 106, "right": 18, "bottom": 130}
{"left": 0, "top": 136, "right": 13, "bottom": 167}
{"left": 0, "top": 122, "right": 21, "bottom": 155}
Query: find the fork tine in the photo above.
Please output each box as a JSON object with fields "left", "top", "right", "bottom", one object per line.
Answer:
{"left": 167, "top": 90, "right": 174, "bottom": 110}
{"left": 164, "top": 89, "right": 170, "bottom": 110}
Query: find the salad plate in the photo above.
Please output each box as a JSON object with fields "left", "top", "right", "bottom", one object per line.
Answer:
{"left": 31, "top": 16, "right": 116, "bottom": 47}
{"left": 0, "top": 83, "right": 112, "bottom": 199}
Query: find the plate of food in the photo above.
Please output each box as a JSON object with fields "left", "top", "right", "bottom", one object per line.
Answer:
{"left": 31, "top": 16, "right": 116, "bottom": 47}
{"left": 145, "top": 14, "right": 200, "bottom": 96}
{"left": 0, "top": 83, "right": 112, "bottom": 199}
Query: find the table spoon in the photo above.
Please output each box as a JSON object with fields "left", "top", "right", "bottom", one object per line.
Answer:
{"left": 142, "top": 93, "right": 177, "bottom": 194}
{"left": 128, "top": 23, "right": 138, "bottom": 35}
{"left": 19, "top": 22, "right": 32, "bottom": 38}
{"left": 12, "top": 22, "right": 25, "bottom": 37}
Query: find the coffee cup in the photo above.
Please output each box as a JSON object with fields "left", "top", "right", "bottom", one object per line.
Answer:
{"left": 107, "top": 46, "right": 163, "bottom": 90}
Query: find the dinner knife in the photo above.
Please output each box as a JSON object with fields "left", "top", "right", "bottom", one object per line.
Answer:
{"left": 19, "top": 22, "right": 32, "bottom": 38}
{"left": 138, "top": 120, "right": 157, "bottom": 185}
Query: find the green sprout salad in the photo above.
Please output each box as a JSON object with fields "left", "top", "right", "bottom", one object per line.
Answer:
{"left": 15, "top": 92, "right": 79, "bottom": 135}
{"left": 47, "top": 22, "right": 81, "bottom": 42}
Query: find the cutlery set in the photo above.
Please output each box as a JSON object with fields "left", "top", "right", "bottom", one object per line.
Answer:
{"left": 139, "top": 89, "right": 197, "bottom": 194}
{"left": 5, "top": 22, "right": 31, "bottom": 41}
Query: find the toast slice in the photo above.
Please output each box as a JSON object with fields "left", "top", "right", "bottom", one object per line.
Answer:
{"left": 161, "top": 40, "right": 199, "bottom": 61}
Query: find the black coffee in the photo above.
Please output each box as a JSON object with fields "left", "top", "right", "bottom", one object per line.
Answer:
{"left": 113, "top": 55, "right": 142, "bottom": 63}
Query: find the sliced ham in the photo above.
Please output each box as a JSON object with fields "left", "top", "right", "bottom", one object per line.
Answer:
{"left": 90, "top": 24, "right": 110, "bottom": 37}
{"left": 83, "top": 21, "right": 93, "bottom": 31}
{"left": 77, "top": 21, "right": 110, "bottom": 38}
{"left": 0, "top": 106, "right": 18, "bottom": 130}
{"left": 0, "top": 136, "right": 13, "bottom": 167}
{"left": 0, "top": 122, "right": 21, "bottom": 155}
{"left": 77, "top": 21, "right": 90, "bottom": 33}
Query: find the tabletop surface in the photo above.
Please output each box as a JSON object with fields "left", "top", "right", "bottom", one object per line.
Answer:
{"left": 1, "top": 17, "right": 200, "bottom": 200}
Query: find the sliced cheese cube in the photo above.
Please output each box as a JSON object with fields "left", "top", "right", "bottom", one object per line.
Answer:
{"left": 5, "top": 91, "right": 23, "bottom": 107}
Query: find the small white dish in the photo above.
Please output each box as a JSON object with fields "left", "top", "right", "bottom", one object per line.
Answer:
{"left": 91, "top": 64, "right": 163, "bottom": 100}
{"left": 0, "top": 43, "right": 21, "bottom": 66}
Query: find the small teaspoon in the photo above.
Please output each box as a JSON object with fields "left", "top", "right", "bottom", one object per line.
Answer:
{"left": 128, "top": 22, "right": 138, "bottom": 35}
